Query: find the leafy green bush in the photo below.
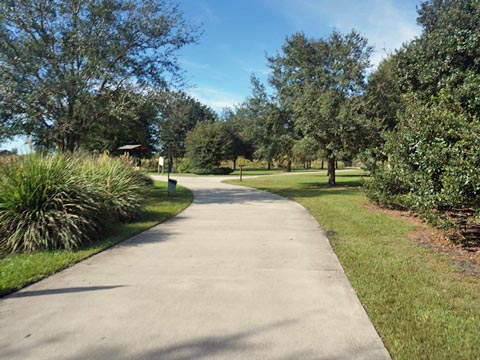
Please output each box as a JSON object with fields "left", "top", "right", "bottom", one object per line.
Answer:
{"left": 189, "top": 167, "right": 233, "bottom": 175}
{"left": 0, "top": 154, "right": 152, "bottom": 253}
{"left": 176, "top": 158, "right": 190, "bottom": 173}
{"left": 364, "top": 168, "right": 411, "bottom": 210}
{"left": 138, "top": 158, "right": 158, "bottom": 172}
{"left": 184, "top": 122, "right": 233, "bottom": 171}
{"left": 367, "top": 93, "right": 480, "bottom": 234}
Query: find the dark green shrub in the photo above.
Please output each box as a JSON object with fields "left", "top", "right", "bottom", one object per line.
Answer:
{"left": 189, "top": 167, "right": 233, "bottom": 175}
{"left": 367, "top": 93, "right": 480, "bottom": 234}
{"left": 184, "top": 122, "right": 233, "bottom": 171}
{"left": 176, "top": 158, "right": 191, "bottom": 173}
{"left": 213, "top": 167, "right": 234, "bottom": 175}
{"left": 364, "top": 169, "right": 411, "bottom": 210}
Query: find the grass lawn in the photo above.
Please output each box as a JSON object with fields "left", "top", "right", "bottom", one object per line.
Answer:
{"left": 231, "top": 168, "right": 333, "bottom": 176}
{"left": 147, "top": 169, "right": 284, "bottom": 176}
{"left": 0, "top": 180, "right": 193, "bottom": 297}
{"left": 226, "top": 171, "right": 480, "bottom": 360}
{"left": 231, "top": 168, "right": 284, "bottom": 176}
{"left": 148, "top": 167, "right": 330, "bottom": 177}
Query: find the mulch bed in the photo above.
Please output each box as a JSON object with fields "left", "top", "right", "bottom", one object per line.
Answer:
{"left": 362, "top": 203, "right": 480, "bottom": 279}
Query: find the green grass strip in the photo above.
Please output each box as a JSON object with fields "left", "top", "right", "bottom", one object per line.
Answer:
{"left": 0, "top": 180, "right": 193, "bottom": 297}
{"left": 226, "top": 171, "right": 480, "bottom": 360}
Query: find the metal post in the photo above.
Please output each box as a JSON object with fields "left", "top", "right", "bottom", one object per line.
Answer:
{"left": 240, "top": 166, "right": 243, "bottom": 182}
{"left": 167, "top": 153, "right": 171, "bottom": 196}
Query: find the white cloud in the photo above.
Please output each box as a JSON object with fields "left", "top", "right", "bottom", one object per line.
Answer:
{"left": 265, "top": 0, "right": 421, "bottom": 66}
{"left": 179, "top": 58, "right": 211, "bottom": 70}
{"left": 241, "top": 66, "right": 270, "bottom": 76}
{"left": 197, "top": 0, "right": 221, "bottom": 23}
{"left": 188, "top": 86, "right": 243, "bottom": 113}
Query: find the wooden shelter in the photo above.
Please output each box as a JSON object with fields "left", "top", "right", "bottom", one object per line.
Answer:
{"left": 117, "top": 144, "right": 150, "bottom": 167}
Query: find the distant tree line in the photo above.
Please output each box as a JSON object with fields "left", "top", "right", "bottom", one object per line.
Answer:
{"left": 222, "top": 0, "right": 480, "bottom": 237}
{"left": 225, "top": 30, "right": 372, "bottom": 185}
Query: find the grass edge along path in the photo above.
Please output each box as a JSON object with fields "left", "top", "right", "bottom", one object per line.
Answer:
{"left": 225, "top": 172, "right": 480, "bottom": 360}
{"left": 0, "top": 180, "right": 193, "bottom": 297}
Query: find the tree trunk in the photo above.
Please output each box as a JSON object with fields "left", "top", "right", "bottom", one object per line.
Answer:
{"left": 325, "top": 150, "right": 336, "bottom": 186}
{"left": 328, "top": 158, "right": 336, "bottom": 186}
{"left": 168, "top": 155, "right": 173, "bottom": 173}
{"left": 267, "top": 161, "right": 271, "bottom": 170}
{"left": 66, "top": 132, "right": 76, "bottom": 152}
{"left": 233, "top": 157, "right": 237, "bottom": 171}
{"left": 321, "top": 160, "right": 324, "bottom": 170}
{"left": 285, "top": 160, "right": 292, "bottom": 172}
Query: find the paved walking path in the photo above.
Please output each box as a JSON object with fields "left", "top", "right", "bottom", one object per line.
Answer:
{"left": 0, "top": 176, "right": 390, "bottom": 360}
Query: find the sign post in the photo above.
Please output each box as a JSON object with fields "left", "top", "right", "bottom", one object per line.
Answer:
{"left": 167, "top": 154, "right": 176, "bottom": 196}
{"left": 158, "top": 156, "right": 164, "bottom": 174}
{"left": 237, "top": 156, "right": 246, "bottom": 182}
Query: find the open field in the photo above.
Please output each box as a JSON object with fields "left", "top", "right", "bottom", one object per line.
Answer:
{"left": 226, "top": 171, "right": 480, "bottom": 360}
{"left": 0, "top": 181, "right": 193, "bottom": 297}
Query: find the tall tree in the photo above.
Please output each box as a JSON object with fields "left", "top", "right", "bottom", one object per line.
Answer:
{"left": 0, "top": 0, "right": 199, "bottom": 151}
{"left": 81, "top": 89, "right": 159, "bottom": 154}
{"left": 395, "top": 0, "right": 480, "bottom": 118}
{"left": 156, "top": 91, "right": 217, "bottom": 161}
{"left": 292, "top": 136, "right": 319, "bottom": 169}
{"left": 222, "top": 108, "right": 255, "bottom": 170}
{"left": 268, "top": 31, "right": 372, "bottom": 185}
{"left": 359, "top": 55, "right": 404, "bottom": 169}
{"left": 238, "top": 75, "right": 295, "bottom": 171}
{"left": 184, "top": 122, "right": 232, "bottom": 173}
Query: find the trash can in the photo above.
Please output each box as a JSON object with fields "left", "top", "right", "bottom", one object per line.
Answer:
{"left": 168, "top": 178, "right": 177, "bottom": 194}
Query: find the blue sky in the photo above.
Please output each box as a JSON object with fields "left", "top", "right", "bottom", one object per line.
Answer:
{"left": 179, "top": 0, "right": 422, "bottom": 113}
{"left": 1, "top": 0, "right": 422, "bottom": 151}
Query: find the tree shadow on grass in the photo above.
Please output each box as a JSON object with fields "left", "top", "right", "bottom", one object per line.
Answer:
{"left": 274, "top": 187, "right": 363, "bottom": 202}
{"left": 300, "top": 174, "right": 367, "bottom": 187}
{"left": 299, "top": 181, "right": 363, "bottom": 189}
{"left": 335, "top": 174, "right": 369, "bottom": 178}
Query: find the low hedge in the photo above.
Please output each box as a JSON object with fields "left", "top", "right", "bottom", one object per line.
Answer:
{"left": 190, "top": 167, "right": 234, "bottom": 175}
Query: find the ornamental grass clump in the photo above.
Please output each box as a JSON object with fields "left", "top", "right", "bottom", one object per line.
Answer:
{"left": 0, "top": 153, "right": 152, "bottom": 254}
{"left": 81, "top": 154, "right": 152, "bottom": 222}
{"left": 0, "top": 154, "right": 103, "bottom": 253}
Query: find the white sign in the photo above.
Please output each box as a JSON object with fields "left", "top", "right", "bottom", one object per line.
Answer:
{"left": 158, "top": 156, "right": 164, "bottom": 167}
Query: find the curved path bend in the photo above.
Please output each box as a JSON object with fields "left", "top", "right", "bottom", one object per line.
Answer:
{"left": 0, "top": 176, "right": 390, "bottom": 360}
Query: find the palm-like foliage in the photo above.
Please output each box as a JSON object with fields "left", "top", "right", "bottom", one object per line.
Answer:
{"left": 0, "top": 154, "right": 151, "bottom": 253}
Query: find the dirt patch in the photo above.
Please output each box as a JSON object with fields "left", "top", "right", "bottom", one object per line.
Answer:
{"left": 362, "top": 203, "right": 480, "bottom": 278}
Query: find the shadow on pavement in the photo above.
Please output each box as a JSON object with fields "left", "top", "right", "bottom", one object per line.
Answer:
{"left": 191, "top": 188, "right": 285, "bottom": 206}
{"left": 54, "top": 309, "right": 385, "bottom": 360}
{"left": 9, "top": 285, "right": 127, "bottom": 298}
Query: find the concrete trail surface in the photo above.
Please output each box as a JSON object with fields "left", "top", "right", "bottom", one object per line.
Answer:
{"left": 0, "top": 176, "right": 390, "bottom": 360}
